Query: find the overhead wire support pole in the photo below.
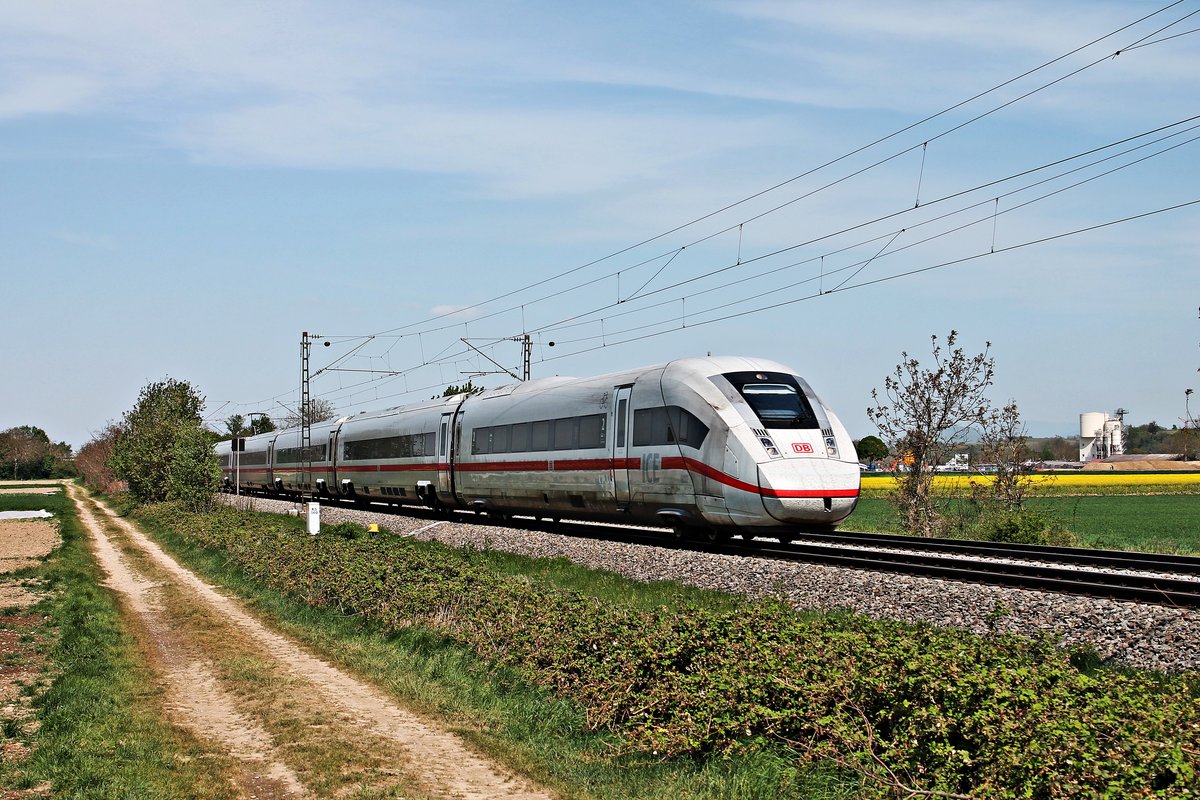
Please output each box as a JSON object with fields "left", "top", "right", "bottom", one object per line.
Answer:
{"left": 301, "top": 332, "right": 310, "bottom": 495}
{"left": 521, "top": 333, "right": 532, "bottom": 381}
{"left": 460, "top": 338, "right": 521, "bottom": 381}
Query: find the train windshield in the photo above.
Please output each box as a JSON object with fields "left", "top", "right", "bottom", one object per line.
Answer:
{"left": 723, "top": 372, "right": 820, "bottom": 430}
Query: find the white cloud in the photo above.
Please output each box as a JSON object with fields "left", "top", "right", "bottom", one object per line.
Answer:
{"left": 50, "top": 229, "right": 116, "bottom": 250}
{"left": 428, "top": 304, "right": 482, "bottom": 320}
{"left": 2, "top": 0, "right": 1195, "bottom": 200}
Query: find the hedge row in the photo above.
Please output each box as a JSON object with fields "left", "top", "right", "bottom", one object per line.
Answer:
{"left": 139, "top": 503, "right": 1200, "bottom": 798}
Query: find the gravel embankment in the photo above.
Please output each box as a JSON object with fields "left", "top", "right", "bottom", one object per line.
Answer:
{"left": 225, "top": 496, "right": 1200, "bottom": 673}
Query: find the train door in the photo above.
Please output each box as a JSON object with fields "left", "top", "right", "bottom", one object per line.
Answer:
{"left": 326, "top": 430, "right": 338, "bottom": 495}
{"left": 437, "top": 411, "right": 453, "bottom": 499}
{"left": 612, "top": 385, "right": 633, "bottom": 508}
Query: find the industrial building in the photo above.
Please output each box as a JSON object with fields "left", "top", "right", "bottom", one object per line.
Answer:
{"left": 1078, "top": 411, "right": 1125, "bottom": 462}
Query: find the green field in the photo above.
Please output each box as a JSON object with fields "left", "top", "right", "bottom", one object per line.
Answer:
{"left": 845, "top": 492, "right": 1200, "bottom": 553}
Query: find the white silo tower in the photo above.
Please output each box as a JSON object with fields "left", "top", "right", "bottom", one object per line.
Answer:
{"left": 1079, "top": 412, "right": 1125, "bottom": 462}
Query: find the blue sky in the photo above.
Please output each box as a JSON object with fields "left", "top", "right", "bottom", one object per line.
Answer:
{"left": 2, "top": 0, "right": 1197, "bottom": 449}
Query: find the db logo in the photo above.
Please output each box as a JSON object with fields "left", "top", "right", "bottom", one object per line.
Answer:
{"left": 792, "top": 442, "right": 814, "bottom": 453}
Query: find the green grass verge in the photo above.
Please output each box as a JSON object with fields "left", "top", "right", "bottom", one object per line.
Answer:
{"left": 0, "top": 488, "right": 235, "bottom": 799}
{"left": 450, "top": 539, "right": 748, "bottom": 614}
{"left": 132, "top": 506, "right": 859, "bottom": 800}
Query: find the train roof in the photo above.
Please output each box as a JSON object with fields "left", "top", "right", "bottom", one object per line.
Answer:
{"left": 217, "top": 356, "right": 804, "bottom": 450}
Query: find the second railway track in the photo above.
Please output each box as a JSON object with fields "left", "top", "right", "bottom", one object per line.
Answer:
{"left": 504, "top": 515, "right": 1200, "bottom": 608}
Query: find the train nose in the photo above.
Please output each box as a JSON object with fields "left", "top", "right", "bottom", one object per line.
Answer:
{"left": 757, "top": 458, "right": 860, "bottom": 526}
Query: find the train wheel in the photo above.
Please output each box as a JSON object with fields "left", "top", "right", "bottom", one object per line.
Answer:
{"left": 704, "top": 528, "right": 729, "bottom": 544}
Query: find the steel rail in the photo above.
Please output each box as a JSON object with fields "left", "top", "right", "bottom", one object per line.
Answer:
{"left": 792, "top": 529, "right": 1200, "bottom": 576}
{"left": 527, "top": 517, "right": 1200, "bottom": 607}
{"left": 714, "top": 539, "right": 1200, "bottom": 608}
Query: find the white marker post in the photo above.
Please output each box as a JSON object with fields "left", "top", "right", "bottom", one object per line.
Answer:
{"left": 306, "top": 502, "right": 321, "bottom": 536}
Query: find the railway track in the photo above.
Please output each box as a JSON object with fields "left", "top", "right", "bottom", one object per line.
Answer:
{"left": 723, "top": 536, "right": 1200, "bottom": 609}
{"left": 511, "top": 517, "right": 1200, "bottom": 609}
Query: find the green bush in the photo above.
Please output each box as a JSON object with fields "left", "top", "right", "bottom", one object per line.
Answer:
{"left": 166, "top": 425, "right": 221, "bottom": 511}
{"left": 968, "top": 507, "right": 1081, "bottom": 547}
{"left": 138, "top": 503, "right": 1200, "bottom": 798}
{"left": 110, "top": 378, "right": 217, "bottom": 505}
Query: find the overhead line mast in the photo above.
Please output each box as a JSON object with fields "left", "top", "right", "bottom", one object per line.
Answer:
{"left": 301, "top": 331, "right": 312, "bottom": 494}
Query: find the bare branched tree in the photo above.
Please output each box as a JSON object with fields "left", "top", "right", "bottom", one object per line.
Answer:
{"left": 0, "top": 425, "right": 72, "bottom": 479}
{"left": 281, "top": 399, "right": 338, "bottom": 429}
{"left": 974, "top": 400, "right": 1038, "bottom": 510}
{"left": 867, "top": 331, "right": 994, "bottom": 537}
{"left": 1180, "top": 388, "right": 1198, "bottom": 461}
{"left": 75, "top": 422, "right": 125, "bottom": 493}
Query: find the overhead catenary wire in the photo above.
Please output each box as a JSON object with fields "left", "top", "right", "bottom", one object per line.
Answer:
{"left": 310, "top": 161, "right": 1198, "bottom": 412}
{"left": 221, "top": 115, "right": 1200, "bottom": 421}
{"left": 528, "top": 119, "right": 1200, "bottom": 338}
{"left": 338, "top": 0, "right": 1195, "bottom": 343}
{"left": 533, "top": 200, "right": 1200, "bottom": 362}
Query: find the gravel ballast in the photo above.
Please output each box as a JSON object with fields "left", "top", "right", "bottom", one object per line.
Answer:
{"left": 224, "top": 495, "right": 1200, "bottom": 673}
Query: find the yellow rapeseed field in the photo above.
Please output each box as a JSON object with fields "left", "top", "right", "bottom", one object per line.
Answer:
{"left": 859, "top": 471, "right": 1200, "bottom": 495}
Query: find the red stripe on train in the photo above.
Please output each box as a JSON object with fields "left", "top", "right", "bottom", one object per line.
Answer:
{"left": 228, "top": 455, "right": 857, "bottom": 498}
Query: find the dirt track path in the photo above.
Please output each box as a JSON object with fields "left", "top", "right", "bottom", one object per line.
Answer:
{"left": 68, "top": 485, "right": 555, "bottom": 800}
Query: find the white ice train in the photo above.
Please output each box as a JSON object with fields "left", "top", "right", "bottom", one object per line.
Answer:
{"left": 218, "top": 357, "right": 861, "bottom": 538}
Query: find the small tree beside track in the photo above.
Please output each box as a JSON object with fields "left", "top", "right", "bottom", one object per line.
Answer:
{"left": 108, "top": 378, "right": 220, "bottom": 509}
{"left": 867, "top": 331, "right": 994, "bottom": 537}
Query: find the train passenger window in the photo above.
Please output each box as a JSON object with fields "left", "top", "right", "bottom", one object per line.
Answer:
{"left": 510, "top": 422, "right": 530, "bottom": 453}
{"left": 616, "top": 399, "right": 627, "bottom": 447}
{"left": 578, "top": 414, "right": 606, "bottom": 449}
{"left": 466, "top": 415, "right": 612, "bottom": 454}
{"left": 633, "top": 406, "right": 709, "bottom": 448}
{"left": 276, "top": 444, "right": 327, "bottom": 463}
{"left": 344, "top": 433, "right": 435, "bottom": 460}
{"left": 633, "top": 407, "right": 670, "bottom": 447}
{"left": 530, "top": 420, "right": 551, "bottom": 451}
{"left": 492, "top": 425, "right": 511, "bottom": 454}
{"left": 553, "top": 417, "right": 576, "bottom": 450}
{"left": 668, "top": 407, "right": 709, "bottom": 448}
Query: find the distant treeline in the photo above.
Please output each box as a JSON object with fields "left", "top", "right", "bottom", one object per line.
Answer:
{"left": 0, "top": 425, "right": 75, "bottom": 480}
{"left": 1120, "top": 420, "right": 1197, "bottom": 457}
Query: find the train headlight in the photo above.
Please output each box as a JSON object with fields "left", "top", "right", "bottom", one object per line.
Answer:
{"left": 825, "top": 436, "right": 838, "bottom": 457}
{"left": 759, "top": 436, "right": 784, "bottom": 459}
